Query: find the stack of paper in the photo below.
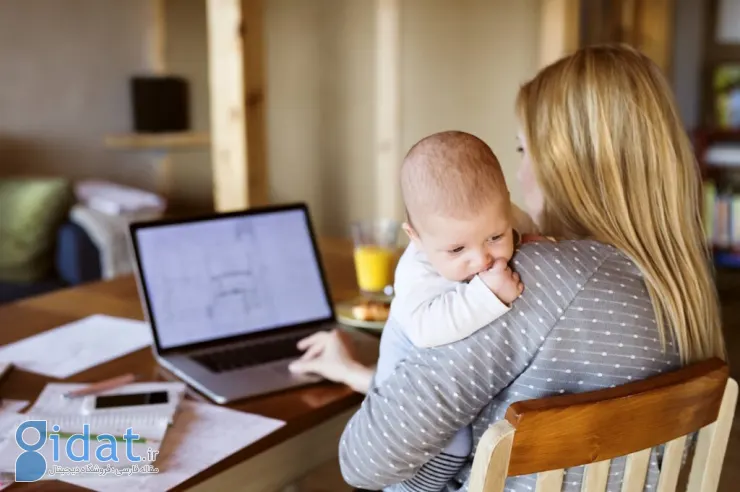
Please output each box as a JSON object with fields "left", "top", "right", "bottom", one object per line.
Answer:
{"left": 59, "top": 400, "right": 285, "bottom": 491}
{"left": 0, "top": 397, "right": 286, "bottom": 489}
{"left": 28, "top": 382, "right": 186, "bottom": 423}
{"left": 0, "top": 391, "right": 31, "bottom": 489}
{"left": 0, "top": 315, "right": 152, "bottom": 379}
{"left": 0, "top": 382, "right": 188, "bottom": 474}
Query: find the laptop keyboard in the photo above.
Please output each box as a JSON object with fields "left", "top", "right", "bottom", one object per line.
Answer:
{"left": 191, "top": 333, "right": 306, "bottom": 373}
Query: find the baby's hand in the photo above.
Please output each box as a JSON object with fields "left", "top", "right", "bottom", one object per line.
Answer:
{"left": 478, "top": 258, "right": 523, "bottom": 305}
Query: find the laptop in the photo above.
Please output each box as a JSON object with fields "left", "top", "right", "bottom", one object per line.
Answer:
{"left": 128, "top": 203, "right": 340, "bottom": 404}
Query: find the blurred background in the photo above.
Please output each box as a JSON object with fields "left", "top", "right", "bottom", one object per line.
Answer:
{"left": 1, "top": 1, "right": 740, "bottom": 489}
{"left": 2, "top": 0, "right": 724, "bottom": 229}
{"left": 1, "top": 0, "right": 739, "bottom": 322}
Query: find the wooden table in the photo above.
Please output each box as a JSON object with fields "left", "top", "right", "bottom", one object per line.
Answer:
{"left": 0, "top": 237, "right": 375, "bottom": 491}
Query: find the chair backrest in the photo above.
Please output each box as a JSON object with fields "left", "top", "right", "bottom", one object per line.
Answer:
{"left": 469, "top": 358, "right": 737, "bottom": 492}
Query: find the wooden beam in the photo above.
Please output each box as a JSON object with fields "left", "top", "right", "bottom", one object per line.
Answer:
{"left": 634, "top": 0, "right": 674, "bottom": 75}
{"left": 146, "top": 0, "right": 172, "bottom": 201}
{"left": 375, "top": 0, "right": 402, "bottom": 221}
{"left": 539, "top": 0, "right": 581, "bottom": 68}
{"left": 149, "top": 0, "right": 167, "bottom": 75}
{"left": 206, "top": 0, "right": 268, "bottom": 212}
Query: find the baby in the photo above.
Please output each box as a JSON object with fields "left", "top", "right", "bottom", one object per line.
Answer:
{"left": 373, "top": 130, "right": 535, "bottom": 488}
{"left": 392, "top": 130, "right": 534, "bottom": 346}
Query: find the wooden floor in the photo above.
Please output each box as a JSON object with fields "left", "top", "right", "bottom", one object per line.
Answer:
{"left": 291, "top": 269, "right": 740, "bottom": 492}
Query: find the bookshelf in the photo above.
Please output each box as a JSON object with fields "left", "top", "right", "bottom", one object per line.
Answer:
{"left": 696, "top": 128, "right": 740, "bottom": 268}
{"left": 695, "top": 0, "right": 740, "bottom": 268}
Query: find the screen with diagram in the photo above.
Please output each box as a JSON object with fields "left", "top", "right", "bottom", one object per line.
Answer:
{"left": 134, "top": 208, "right": 333, "bottom": 349}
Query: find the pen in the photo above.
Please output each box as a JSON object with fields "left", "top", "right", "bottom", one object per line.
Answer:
{"left": 63, "top": 373, "right": 138, "bottom": 399}
{"left": 48, "top": 431, "right": 147, "bottom": 444}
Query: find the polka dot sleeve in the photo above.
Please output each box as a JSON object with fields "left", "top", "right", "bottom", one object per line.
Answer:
{"left": 338, "top": 240, "right": 616, "bottom": 489}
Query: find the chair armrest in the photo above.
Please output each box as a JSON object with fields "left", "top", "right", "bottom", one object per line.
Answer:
{"left": 55, "top": 221, "right": 102, "bottom": 285}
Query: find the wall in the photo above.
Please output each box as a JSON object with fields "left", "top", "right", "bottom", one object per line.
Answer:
{"left": 263, "top": 0, "right": 377, "bottom": 235}
{"left": 1, "top": 0, "right": 542, "bottom": 236}
{"left": 167, "top": 0, "right": 540, "bottom": 234}
{"left": 165, "top": 0, "right": 213, "bottom": 211}
{"left": 0, "top": 0, "right": 158, "bottom": 191}
{"left": 671, "top": 0, "right": 706, "bottom": 130}
{"left": 263, "top": 0, "right": 541, "bottom": 234}
{"left": 400, "top": 0, "right": 540, "bottom": 211}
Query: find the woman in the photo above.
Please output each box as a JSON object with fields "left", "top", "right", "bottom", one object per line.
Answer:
{"left": 291, "top": 45, "right": 725, "bottom": 491}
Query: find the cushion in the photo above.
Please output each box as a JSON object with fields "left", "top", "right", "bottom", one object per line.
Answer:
{"left": 0, "top": 177, "right": 74, "bottom": 282}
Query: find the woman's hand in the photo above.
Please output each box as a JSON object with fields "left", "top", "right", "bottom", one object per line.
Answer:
{"left": 288, "top": 329, "right": 375, "bottom": 394}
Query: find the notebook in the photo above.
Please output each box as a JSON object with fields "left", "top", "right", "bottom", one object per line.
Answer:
{"left": 0, "top": 414, "right": 168, "bottom": 473}
{"left": 0, "top": 382, "right": 185, "bottom": 473}
{"left": 28, "top": 382, "right": 186, "bottom": 423}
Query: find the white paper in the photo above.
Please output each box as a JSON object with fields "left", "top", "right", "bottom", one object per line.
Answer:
{"left": 0, "top": 406, "right": 32, "bottom": 484}
{"left": 0, "top": 315, "right": 152, "bottom": 378}
{"left": 0, "top": 412, "right": 23, "bottom": 446}
{"left": 27, "top": 382, "right": 185, "bottom": 423}
{"left": 0, "top": 411, "right": 169, "bottom": 474}
{"left": 0, "top": 381, "right": 189, "bottom": 476}
{"left": 0, "top": 400, "right": 28, "bottom": 413}
{"left": 717, "top": 0, "right": 740, "bottom": 44}
{"left": 60, "top": 400, "right": 285, "bottom": 491}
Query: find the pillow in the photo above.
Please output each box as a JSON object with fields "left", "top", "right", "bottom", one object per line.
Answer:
{"left": 0, "top": 177, "right": 74, "bottom": 282}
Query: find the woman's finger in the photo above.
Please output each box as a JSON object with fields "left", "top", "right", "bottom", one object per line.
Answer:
{"left": 301, "top": 340, "right": 326, "bottom": 360}
{"left": 297, "top": 331, "right": 330, "bottom": 350}
{"left": 289, "top": 358, "right": 336, "bottom": 381}
{"left": 288, "top": 358, "right": 318, "bottom": 375}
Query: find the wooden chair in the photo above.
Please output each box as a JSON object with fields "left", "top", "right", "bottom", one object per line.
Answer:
{"left": 468, "top": 358, "right": 738, "bottom": 492}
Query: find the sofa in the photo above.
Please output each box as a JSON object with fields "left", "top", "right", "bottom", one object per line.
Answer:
{"left": 0, "top": 178, "right": 102, "bottom": 305}
{"left": 0, "top": 221, "right": 102, "bottom": 304}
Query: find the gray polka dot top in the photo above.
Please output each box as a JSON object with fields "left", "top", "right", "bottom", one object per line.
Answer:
{"left": 338, "top": 239, "right": 682, "bottom": 492}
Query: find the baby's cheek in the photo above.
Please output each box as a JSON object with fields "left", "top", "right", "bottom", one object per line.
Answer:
{"left": 430, "top": 254, "right": 464, "bottom": 282}
{"left": 448, "top": 260, "right": 468, "bottom": 282}
{"left": 496, "top": 240, "right": 516, "bottom": 263}
{"left": 449, "top": 260, "right": 471, "bottom": 283}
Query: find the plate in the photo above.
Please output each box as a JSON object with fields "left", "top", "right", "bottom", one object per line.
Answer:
{"left": 335, "top": 301, "right": 387, "bottom": 331}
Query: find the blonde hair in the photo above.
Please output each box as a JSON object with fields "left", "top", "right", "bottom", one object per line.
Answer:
{"left": 516, "top": 44, "right": 724, "bottom": 364}
{"left": 401, "top": 131, "right": 509, "bottom": 228}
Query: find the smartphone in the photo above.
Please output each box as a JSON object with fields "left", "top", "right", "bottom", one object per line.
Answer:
{"left": 94, "top": 391, "right": 169, "bottom": 409}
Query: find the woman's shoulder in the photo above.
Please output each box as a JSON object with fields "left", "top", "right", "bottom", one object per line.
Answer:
{"left": 513, "top": 238, "right": 646, "bottom": 301}
{"left": 515, "top": 238, "right": 622, "bottom": 268}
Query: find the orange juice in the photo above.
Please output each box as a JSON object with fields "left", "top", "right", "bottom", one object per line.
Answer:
{"left": 353, "top": 245, "right": 400, "bottom": 293}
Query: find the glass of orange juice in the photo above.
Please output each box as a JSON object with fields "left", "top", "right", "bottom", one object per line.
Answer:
{"left": 351, "top": 218, "right": 402, "bottom": 300}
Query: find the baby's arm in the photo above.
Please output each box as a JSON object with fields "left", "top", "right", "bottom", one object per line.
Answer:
{"left": 393, "top": 248, "right": 521, "bottom": 348}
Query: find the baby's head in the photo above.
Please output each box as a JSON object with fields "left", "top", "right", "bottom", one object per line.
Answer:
{"left": 401, "top": 131, "right": 514, "bottom": 283}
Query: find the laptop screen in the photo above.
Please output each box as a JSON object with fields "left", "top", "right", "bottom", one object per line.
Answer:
{"left": 132, "top": 207, "right": 334, "bottom": 350}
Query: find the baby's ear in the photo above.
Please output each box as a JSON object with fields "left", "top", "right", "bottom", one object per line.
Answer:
{"left": 402, "top": 222, "right": 418, "bottom": 242}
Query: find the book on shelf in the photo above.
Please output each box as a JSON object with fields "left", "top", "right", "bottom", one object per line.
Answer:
{"left": 713, "top": 63, "right": 740, "bottom": 130}
{"left": 704, "top": 181, "right": 740, "bottom": 253}
{"left": 705, "top": 143, "right": 740, "bottom": 168}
